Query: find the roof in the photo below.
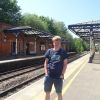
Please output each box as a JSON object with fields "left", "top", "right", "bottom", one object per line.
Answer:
{"left": 3, "top": 26, "right": 68, "bottom": 41}
{"left": 3, "top": 26, "right": 53, "bottom": 38}
{"left": 68, "top": 20, "right": 100, "bottom": 43}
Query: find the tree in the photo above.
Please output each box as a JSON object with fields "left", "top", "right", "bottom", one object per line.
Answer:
{"left": 0, "top": 0, "right": 21, "bottom": 25}
{"left": 20, "top": 14, "right": 48, "bottom": 31}
{"left": 53, "top": 21, "right": 67, "bottom": 37}
{"left": 39, "top": 16, "right": 56, "bottom": 34}
{"left": 73, "top": 38, "right": 89, "bottom": 53}
{"left": 82, "top": 41, "right": 89, "bottom": 51}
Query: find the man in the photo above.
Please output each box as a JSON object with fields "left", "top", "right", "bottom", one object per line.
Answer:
{"left": 44, "top": 36, "right": 68, "bottom": 100}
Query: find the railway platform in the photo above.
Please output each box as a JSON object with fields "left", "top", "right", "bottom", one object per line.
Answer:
{"left": 3, "top": 53, "right": 100, "bottom": 100}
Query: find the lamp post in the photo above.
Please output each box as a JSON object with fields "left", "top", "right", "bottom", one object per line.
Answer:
{"left": 15, "top": 33, "right": 19, "bottom": 56}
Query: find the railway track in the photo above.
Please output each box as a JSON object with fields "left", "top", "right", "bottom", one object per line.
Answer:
{"left": 0, "top": 52, "right": 88, "bottom": 98}
{"left": 0, "top": 65, "right": 43, "bottom": 82}
{"left": 0, "top": 65, "right": 44, "bottom": 97}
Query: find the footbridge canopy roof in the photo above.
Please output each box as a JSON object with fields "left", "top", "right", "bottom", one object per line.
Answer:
{"left": 68, "top": 20, "right": 100, "bottom": 43}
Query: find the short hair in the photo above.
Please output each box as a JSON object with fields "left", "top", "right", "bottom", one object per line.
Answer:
{"left": 52, "top": 36, "right": 61, "bottom": 41}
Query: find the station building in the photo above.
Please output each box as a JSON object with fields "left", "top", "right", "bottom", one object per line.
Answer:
{"left": 0, "top": 23, "right": 68, "bottom": 58}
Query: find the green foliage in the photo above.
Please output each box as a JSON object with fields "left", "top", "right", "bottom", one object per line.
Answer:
{"left": 39, "top": 16, "right": 56, "bottom": 35}
{"left": 53, "top": 21, "right": 67, "bottom": 38}
{"left": 73, "top": 38, "right": 89, "bottom": 53}
{"left": 20, "top": 14, "right": 48, "bottom": 31}
{"left": 82, "top": 41, "right": 89, "bottom": 51}
{"left": 0, "top": 0, "right": 21, "bottom": 25}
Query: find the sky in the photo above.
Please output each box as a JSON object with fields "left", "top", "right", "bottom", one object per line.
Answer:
{"left": 17, "top": 0, "right": 100, "bottom": 37}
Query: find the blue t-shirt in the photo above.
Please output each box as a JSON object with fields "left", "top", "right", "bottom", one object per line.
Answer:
{"left": 44, "top": 48, "right": 68, "bottom": 78}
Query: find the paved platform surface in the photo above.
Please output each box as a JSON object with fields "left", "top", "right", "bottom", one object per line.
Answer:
{"left": 63, "top": 61, "right": 100, "bottom": 100}
{"left": 4, "top": 54, "right": 100, "bottom": 100}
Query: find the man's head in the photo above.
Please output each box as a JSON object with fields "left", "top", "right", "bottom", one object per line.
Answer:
{"left": 52, "top": 36, "right": 61, "bottom": 49}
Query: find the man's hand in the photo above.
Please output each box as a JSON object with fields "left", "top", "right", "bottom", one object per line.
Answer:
{"left": 44, "top": 58, "right": 48, "bottom": 77}
{"left": 60, "top": 74, "right": 64, "bottom": 79}
{"left": 45, "top": 74, "right": 48, "bottom": 76}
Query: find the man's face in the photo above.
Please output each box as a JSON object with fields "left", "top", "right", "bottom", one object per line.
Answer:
{"left": 52, "top": 39, "right": 61, "bottom": 48}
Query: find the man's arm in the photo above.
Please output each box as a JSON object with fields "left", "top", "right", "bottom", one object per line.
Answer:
{"left": 60, "top": 59, "right": 68, "bottom": 79}
{"left": 44, "top": 58, "right": 49, "bottom": 76}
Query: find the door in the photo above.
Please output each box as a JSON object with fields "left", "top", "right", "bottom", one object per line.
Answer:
{"left": 26, "top": 43, "right": 29, "bottom": 55}
{"left": 11, "top": 42, "right": 16, "bottom": 55}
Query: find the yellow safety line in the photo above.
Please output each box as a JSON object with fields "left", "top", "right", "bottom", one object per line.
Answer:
{"left": 94, "top": 58, "right": 100, "bottom": 60}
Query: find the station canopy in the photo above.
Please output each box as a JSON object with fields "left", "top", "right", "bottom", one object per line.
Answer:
{"left": 3, "top": 26, "right": 53, "bottom": 39}
{"left": 3, "top": 26, "right": 68, "bottom": 43}
{"left": 68, "top": 20, "right": 100, "bottom": 43}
